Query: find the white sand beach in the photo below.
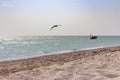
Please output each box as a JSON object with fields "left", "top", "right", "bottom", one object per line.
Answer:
{"left": 0, "top": 46, "right": 120, "bottom": 80}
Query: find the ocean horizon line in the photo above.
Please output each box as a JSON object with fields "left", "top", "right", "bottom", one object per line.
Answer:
{"left": 15, "top": 35, "right": 120, "bottom": 37}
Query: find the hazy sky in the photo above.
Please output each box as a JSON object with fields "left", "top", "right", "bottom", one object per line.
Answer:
{"left": 0, "top": 0, "right": 120, "bottom": 36}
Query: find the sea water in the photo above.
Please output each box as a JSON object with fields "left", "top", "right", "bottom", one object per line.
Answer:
{"left": 0, "top": 36, "right": 120, "bottom": 61}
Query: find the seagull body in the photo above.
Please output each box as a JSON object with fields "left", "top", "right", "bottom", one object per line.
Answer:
{"left": 50, "top": 25, "right": 62, "bottom": 30}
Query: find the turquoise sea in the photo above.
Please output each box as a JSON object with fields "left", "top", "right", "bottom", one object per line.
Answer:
{"left": 0, "top": 36, "right": 120, "bottom": 61}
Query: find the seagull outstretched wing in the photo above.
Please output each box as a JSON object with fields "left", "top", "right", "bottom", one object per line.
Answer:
{"left": 50, "top": 25, "right": 61, "bottom": 30}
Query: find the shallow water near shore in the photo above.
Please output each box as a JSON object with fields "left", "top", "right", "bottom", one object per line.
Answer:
{"left": 0, "top": 36, "right": 120, "bottom": 61}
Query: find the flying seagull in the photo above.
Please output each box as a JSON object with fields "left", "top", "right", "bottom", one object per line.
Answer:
{"left": 50, "top": 25, "right": 62, "bottom": 30}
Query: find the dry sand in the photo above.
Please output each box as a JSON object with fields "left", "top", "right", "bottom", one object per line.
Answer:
{"left": 0, "top": 46, "right": 120, "bottom": 80}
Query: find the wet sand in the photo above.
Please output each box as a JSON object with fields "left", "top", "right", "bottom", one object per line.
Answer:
{"left": 0, "top": 46, "right": 120, "bottom": 80}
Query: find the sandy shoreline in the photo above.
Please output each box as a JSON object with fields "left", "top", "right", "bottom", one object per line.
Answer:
{"left": 0, "top": 46, "right": 120, "bottom": 80}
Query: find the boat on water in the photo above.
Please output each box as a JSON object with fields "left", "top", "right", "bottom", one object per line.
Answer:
{"left": 90, "top": 35, "right": 98, "bottom": 39}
